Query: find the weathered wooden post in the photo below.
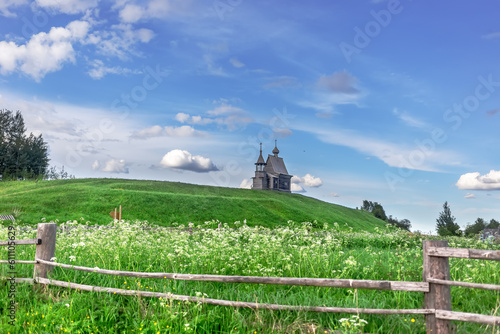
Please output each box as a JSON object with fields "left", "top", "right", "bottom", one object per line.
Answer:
{"left": 423, "top": 240, "right": 453, "bottom": 334}
{"left": 33, "top": 223, "right": 57, "bottom": 283}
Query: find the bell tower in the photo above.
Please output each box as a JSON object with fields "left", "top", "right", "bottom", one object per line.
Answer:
{"left": 252, "top": 143, "right": 268, "bottom": 189}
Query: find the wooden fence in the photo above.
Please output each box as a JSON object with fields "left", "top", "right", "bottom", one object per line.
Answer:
{"left": 2, "top": 223, "right": 500, "bottom": 334}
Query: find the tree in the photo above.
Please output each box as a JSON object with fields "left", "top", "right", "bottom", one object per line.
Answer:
{"left": 361, "top": 200, "right": 387, "bottom": 221}
{"left": 372, "top": 203, "right": 387, "bottom": 221}
{"left": 0, "top": 109, "right": 49, "bottom": 179}
{"left": 388, "top": 216, "right": 412, "bottom": 232}
{"left": 487, "top": 219, "right": 499, "bottom": 229}
{"left": 464, "top": 218, "right": 486, "bottom": 237}
{"left": 436, "top": 201, "right": 461, "bottom": 236}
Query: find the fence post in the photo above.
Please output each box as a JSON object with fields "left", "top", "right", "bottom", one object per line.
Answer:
{"left": 423, "top": 240, "right": 453, "bottom": 334}
{"left": 33, "top": 223, "right": 57, "bottom": 284}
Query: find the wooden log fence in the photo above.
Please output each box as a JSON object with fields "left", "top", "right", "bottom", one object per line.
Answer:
{"left": 1, "top": 223, "right": 500, "bottom": 334}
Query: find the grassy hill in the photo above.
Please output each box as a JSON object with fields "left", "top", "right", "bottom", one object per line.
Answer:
{"left": 0, "top": 178, "right": 386, "bottom": 231}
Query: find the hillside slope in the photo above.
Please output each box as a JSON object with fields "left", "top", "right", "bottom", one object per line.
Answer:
{"left": 0, "top": 178, "right": 386, "bottom": 231}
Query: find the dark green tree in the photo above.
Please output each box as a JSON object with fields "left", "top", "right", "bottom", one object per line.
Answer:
{"left": 464, "top": 218, "right": 486, "bottom": 237}
{"left": 372, "top": 203, "right": 387, "bottom": 221}
{"left": 0, "top": 109, "right": 49, "bottom": 179}
{"left": 487, "top": 219, "right": 499, "bottom": 229}
{"left": 361, "top": 200, "right": 388, "bottom": 221}
{"left": 388, "top": 216, "right": 412, "bottom": 231}
{"left": 436, "top": 201, "right": 461, "bottom": 236}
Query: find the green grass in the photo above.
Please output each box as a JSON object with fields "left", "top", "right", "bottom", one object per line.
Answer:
{"left": 0, "top": 178, "right": 386, "bottom": 231}
{"left": 1, "top": 221, "right": 499, "bottom": 333}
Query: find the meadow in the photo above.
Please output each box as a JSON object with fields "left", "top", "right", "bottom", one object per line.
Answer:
{"left": 0, "top": 179, "right": 386, "bottom": 231}
{"left": 1, "top": 219, "right": 499, "bottom": 333}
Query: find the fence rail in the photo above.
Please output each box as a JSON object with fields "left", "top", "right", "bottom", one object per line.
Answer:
{"left": 0, "top": 238, "right": 41, "bottom": 246}
{"left": 2, "top": 223, "right": 500, "bottom": 334}
{"left": 427, "top": 246, "right": 500, "bottom": 261}
{"left": 34, "top": 258, "right": 429, "bottom": 292}
{"left": 34, "top": 277, "right": 434, "bottom": 315}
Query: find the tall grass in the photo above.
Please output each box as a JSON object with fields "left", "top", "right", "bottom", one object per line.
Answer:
{"left": 1, "top": 220, "right": 499, "bottom": 333}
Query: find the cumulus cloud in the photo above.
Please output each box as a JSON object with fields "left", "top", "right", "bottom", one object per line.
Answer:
{"left": 291, "top": 183, "right": 305, "bottom": 192}
{"left": 292, "top": 174, "right": 323, "bottom": 188}
{"left": 464, "top": 193, "right": 476, "bottom": 199}
{"left": 131, "top": 125, "right": 208, "bottom": 139}
{"left": 239, "top": 178, "right": 252, "bottom": 189}
{"left": 159, "top": 149, "right": 218, "bottom": 173}
{"left": 317, "top": 70, "right": 359, "bottom": 94}
{"left": 0, "top": 20, "right": 90, "bottom": 81}
{"left": 456, "top": 170, "right": 500, "bottom": 190}
{"left": 93, "top": 159, "right": 129, "bottom": 173}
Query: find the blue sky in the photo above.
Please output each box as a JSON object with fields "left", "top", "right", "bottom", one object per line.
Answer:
{"left": 1, "top": 0, "right": 499, "bottom": 232}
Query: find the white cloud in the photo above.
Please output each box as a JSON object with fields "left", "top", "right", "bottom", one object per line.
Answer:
{"left": 94, "top": 158, "right": 130, "bottom": 173}
{"left": 464, "top": 193, "right": 476, "bottom": 199}
{"left": 206, "top": 104, "right": 253, "bottom": 131}
{"left": 0, "top": 0, "right": 28, "bottom": 17}
{"left": 86, "top": 24, "right": 155, "bottom": 60}
{"left": 0, "top": 20, "right": 90, "bottom": 81}
{"left": 273, "top": 128, "right": 293, "bottom": 138}
{"left": 456, "top": 170, "right": 500, "bottom": 190}
{"left": 292, "top": 174, "right": 323, "bottom": 188}
{"left": 163, "top": 125, "right": 203, "bottom": 137}
{"left": 88, "top": 59, "right": 140, "bottom": 79}
{"left": 159, "top": 149, "right": 218, "bottom": 173}
{"left": 229, "top": 58, "right": 245, "bottom": 68}
{"left": 116, "top": 0, "right": 188, "bottom": 23}
{"left": 239, "top": 178, "right": 252, "bottom": 189}
{"left": 91, "top": 160, "right": 100, "bottom": 170}
{"left": 119, "top": 4, "right": 145, "bottom": 23}
{"left": 131, "top": 125, "right": 208, "bottom": 139}
{"left": 393, "top": 108, "right": 427, "bottom": 129}
{"left": 175, "top": 113, "right": 190, "bottom": 123}
{"left": 207, "top": 104, "right": 244, "bottom": 116}
{"left": 306, "top": 127, "right": 462, "bottom": 172}
{"left": 330, "top": 192, "right": 340, "bottom": 197}
{"left": 175, "top": 113, "right": 214, "bottom": 125}
{"left": 291, "top": 183, "right": 305, "bottom": 192}
{"left": 132, "top": 125, "right": 164, "bottom": 139}
{"left": 176, "top": 103, "right": 253, "bottom": 131}
{"left": 35, "top": 0, "right": 98, "bottom": 14}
